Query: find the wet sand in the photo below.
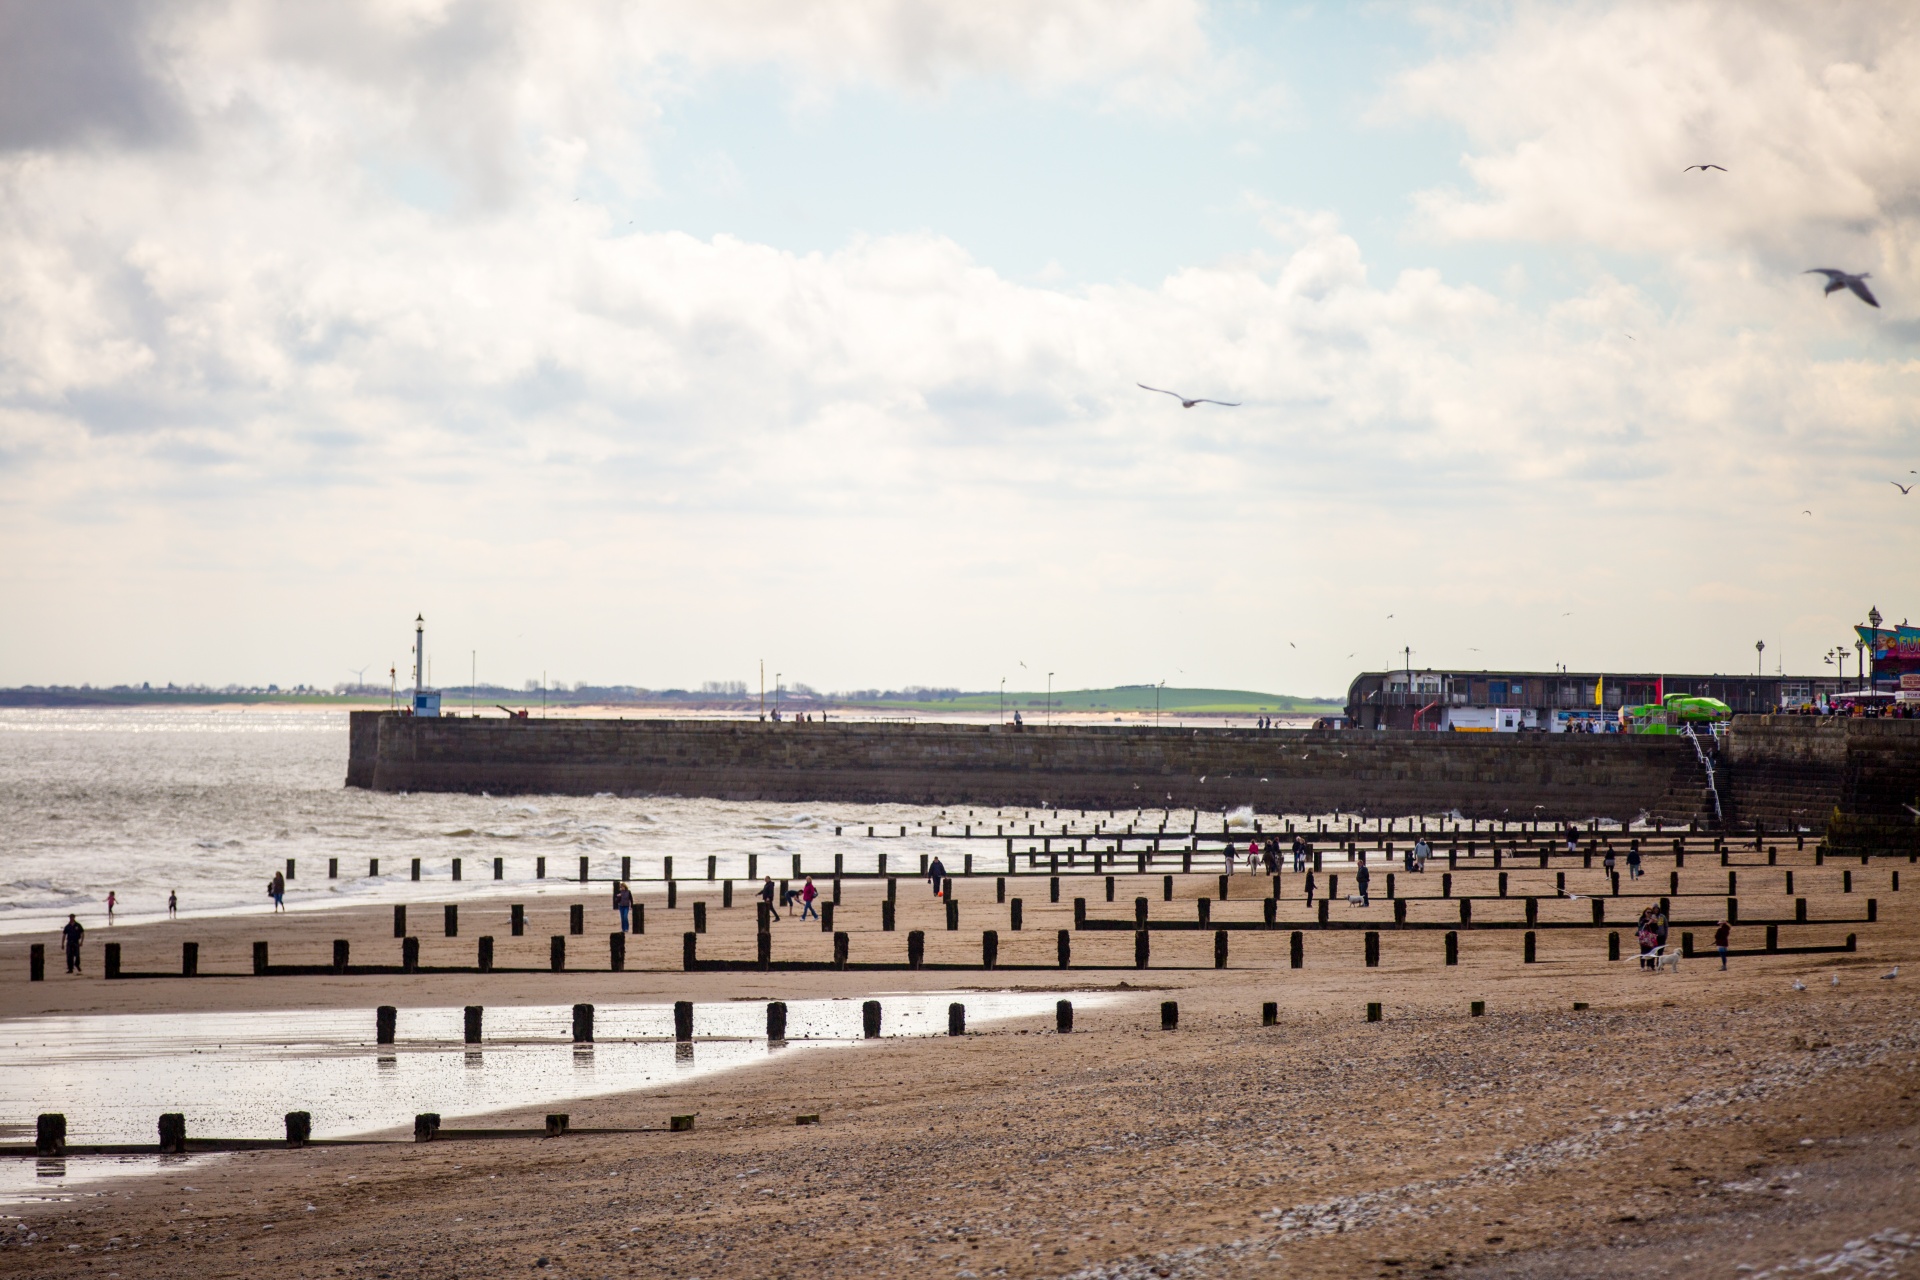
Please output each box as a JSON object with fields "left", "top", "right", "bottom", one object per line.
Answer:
{"left": 2, "top": 860, "right": 1916, "bottom": 1278}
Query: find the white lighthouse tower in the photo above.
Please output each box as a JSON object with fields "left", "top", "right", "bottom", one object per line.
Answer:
{"left": 411, "top": 613, "right": 441, "bottom": 717}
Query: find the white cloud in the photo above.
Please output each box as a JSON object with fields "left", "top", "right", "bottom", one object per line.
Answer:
{"left": 0, "top": 1, "right": 1914, "bottom": 694}
{"left": 1395, "top": 2, "right": 1920, "bottom": 286}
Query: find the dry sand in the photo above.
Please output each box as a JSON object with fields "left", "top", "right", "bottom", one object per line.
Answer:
{"left": 2, "top": 858, "right": 1915, "bottom": 1278}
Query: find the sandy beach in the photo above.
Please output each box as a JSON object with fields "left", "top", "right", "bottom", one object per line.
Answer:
{"left": 2, "top": 852, "right": 1916, "bottom": 1279}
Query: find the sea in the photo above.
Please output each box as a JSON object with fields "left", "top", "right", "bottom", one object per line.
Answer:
{"left": 0, "top": 706, "right": 1283, "bottom": 937}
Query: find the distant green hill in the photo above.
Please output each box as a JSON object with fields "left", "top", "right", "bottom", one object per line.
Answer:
{"left": 845, "top": 686, "right": 1341, "bottom": 715}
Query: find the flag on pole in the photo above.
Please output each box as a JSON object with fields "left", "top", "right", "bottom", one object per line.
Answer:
{"left": 1594, "top": 677, "right": 1604, "bottom": 707}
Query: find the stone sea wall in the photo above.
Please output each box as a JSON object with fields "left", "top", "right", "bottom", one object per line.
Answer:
{"left": 346, "top": 712, "right": 1718, "bottom": 823}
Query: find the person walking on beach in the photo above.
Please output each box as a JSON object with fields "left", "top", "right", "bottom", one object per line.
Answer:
{"left": 167, "top": 890, "right": 177, "bottom": 918}
{"left": 106, "top": 891, "right": 117, "bottom": 924}
{"left": 926, "top": 856, "right": 947, "bottom": 896}
{"left": 1414, "top": 836, "right": 1431, "bottom": 872}
{"left": 759, "top": 876, "right": 781, "bottom": 922}
{"left": 1304, "top": 870, "right": 1317, "bottom": 906}
{"left": 1602, "top": 846, "right": 1617, "bottom": 882}
{"left": 268, "top": 870, "right": 286, "bottom": 912}
{"left": 61, "top": 914, "right": 84, "bottom": 973}
{"left": 1355, "top": 862, "right": 1371, "bottom": 907}
{"left": 1565, "top": 824, "right": 1578, "bottom": 856}
{"left": 1714, "top": 919, "right": 1732, "bottom": 970}
{"left": 614, "top": 881, "right": 633, "bottom": 933}
{"left": 1292, "top": 836, "right": 1308, "bottom": 874}
{"left": 799, "top": 876, "right": 820, "bottom": 921}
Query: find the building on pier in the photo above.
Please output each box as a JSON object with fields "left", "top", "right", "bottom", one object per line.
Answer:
{"left": 1344, "top": 669, "right": 1843, "bottom": 732}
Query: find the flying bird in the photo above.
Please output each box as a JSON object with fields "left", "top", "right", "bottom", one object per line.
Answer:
{"left": 1804, "top": 269, "right": 1879, "bottom": 308}
{"left": 1683, "top": 164, "right": 1727, "bottom": 173}
{"left": 1894, "top": 481, "right": 1914, "bottom": 495}
{"left": 1803, "top": 510, "right": 1813, "bottom": 516}
{"left": 1288, "top": 642, "right": 1296, "bottom": 649}
{"left": 1137, "top": 383, "right": 1241, "bottom": 408}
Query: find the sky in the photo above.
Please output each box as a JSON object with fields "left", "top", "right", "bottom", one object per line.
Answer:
{"left": 1, "top": 0, "right": 1917, "bottom": 698}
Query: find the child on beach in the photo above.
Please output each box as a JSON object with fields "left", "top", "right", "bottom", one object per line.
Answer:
{"left": 799, "top": 877, "right": 819, "bottom": 921}
{"left": 167, "top": 890, "right": 177, "bottom": 919}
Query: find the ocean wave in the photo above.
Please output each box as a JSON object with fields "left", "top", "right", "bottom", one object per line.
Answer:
{"left": 442, "top": 828, "right": 477, "bottom": 837}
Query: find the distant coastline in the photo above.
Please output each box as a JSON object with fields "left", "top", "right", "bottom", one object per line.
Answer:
{"left": 0, "top": 683, "right": 1343, "bottom": 718}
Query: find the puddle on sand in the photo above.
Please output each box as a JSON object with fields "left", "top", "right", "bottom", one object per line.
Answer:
{"left": 0, "top": 991, "right": 1115, "bottom": 1203}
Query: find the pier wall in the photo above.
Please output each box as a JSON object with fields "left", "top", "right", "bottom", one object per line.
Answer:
{"left": 347, "top": 712, "right": 1720, "bottom": 823}
{"left": 1722, "top": 716, "right": 1920, "bottom": 848}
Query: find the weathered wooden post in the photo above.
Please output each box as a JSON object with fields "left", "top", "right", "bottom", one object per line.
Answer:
{"left": 573, "top": 1002, "right": 595, "bottom": 1043}
{"left": 694, "top": 901, "right": 708, "bottom": 934}
{"left": 253, "top": 940, "right": 270, "bottom": 975}
{"left": 104, "top": 941, "right": 121, "bottom": 979}
{"left": 414, "top": 1113, "right": 440, "bottom": 1142}
{"left": 767, "top": 1001, "right": 788, "bottom": 1040}
{"left": 1057, "top": 929, "right": 1071, "bottom": 968}
{"left": 609, "top": 931, "right": 626, "bottom": 971}
{"left": 1214, "top": 929, "right": 1228, "bottom": 968}
{"left": 1050, "top": 876, "right": 1061, "bottom": 903}
{"left": 1291, "top": 928, "right": 1306, "bottom": 968}
{"left": 394, "top": 904, "right": 407, "bottom": 938}
{"left": 1056, "top": 999, "right": 1074, "bottom": 1033}
{"left": 478, "top": 936, "right": 494, "bottom": 971}
{"left": 376, "top": 1005, "right": 397, "bottom": 1044}
{"left": 756, "top": 929, "right": 771, "bottom": 969}
{"left": 181, "top": 941, "right": 198, "bottom": 977}
{"left": 819, "top": 902, "right": 833, "bottom": 933}
{"left": 411, "top": 857, "right": 421, "bottom": 882}
{"left": 329, "top": 857, "right": 338, "bottom": 879}
{"left": 1072, "top": 897, "right": 1086, "bottom": 928}
{"left": 36, "top": 1114, "right": 66, "bottom": 1155}
{"left": 1524, "top": 898, "right": 1538, "bottom": 926}
{"left": 1444, "top": 930, "right": 1458, "bottom": 965}
{"left": 332, "top": 939, "right": 349, "bottom": 974}
{"left": 673, "top": 1000, "right": 693, "bottom": 1043}
{"left": 493, "top": 856, "right": 503, "bottom": 880}
{"left": 398, "top": 936, "right": 417, "bottom": 972}
{"left": 682, "top": 931, "right": 698, "bottom": 971}
{"left": 833, "top": 931, "right": 850, "bottom": 968}
{"left": 723, "top": 880, "right": 734, "bottom": 908}
{"left": 862, "top": 1000, "right": 882, "bottom": 1039}
{"left": 1523, "top": 931, "right": 1537, "bottom": 964}
{"left": 1471, "top": 1000, "right": 1486, "bottom": 1017}
{"left": 1365, "top": 931, "right": 1380, "bottom": 967}
{"left": 578, "top": 855, "right": 589, "bottom": 883}
{"left": 948, "top": 1003, "right": 966, "bottom": 1036}
{"left": 1261, "top": 1001, "right": 1278, "bottom": 1026}
{"left": 445, "top": 904, "right": 458, "bottom": 937}
{"left": 29, "top": 943, "right": 44, "bottom": 982}
{"left": 1134, "top": 928, "right": 1150, "bottom": 969}
{"left": 1160, "top": 1001, "right": 1178, "bottom": 1031}
{"left": 550, "top": 935, "right": 566, "bottom": 971}
{"left": 158, "top": 1113, "right": 187, "bottom": 1154}
{"left": 1366, "top": 1002, "right": 1382, "bottom": 1023}
{"left": 545, "top": 1114, "right": 570, "bottom": 1138}
{"left": 452, "top": 857, "right": 462, "bottom": 882}
{"left": 569, "top": 904, "right": 585, "bottom": 935}
{"left": 907, "top": 930, "right": 925, "bottom": 969}
{"left": 370, "top": 857, "right": 380, "bottom": 877}
{"left": 1197, "top": 897, "right": 1211, "bottom": 925}
{"left": 1459, "top": 899, "right": 1472, "bottom": 929}
{"left": 464, "top": 1005, "right": 483, "bottom": 1044}
{"left": 946, "top": 900, "right": 959, "bottom": 931}
{"left": 1608, "top": 931, "right": 1621, "bottom": 961}
{"left": 667, "top": 881, "right": 679, "bottom": 909}
{"left": 1009, "top": 898, "right": 1023, "bottom": 931}
{"left": 510, "top": 904, "right": 525, "bottom": 936}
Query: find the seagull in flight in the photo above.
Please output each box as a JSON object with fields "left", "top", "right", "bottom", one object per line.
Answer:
{"left": 1894, "top": 481, "right": 1914, "bottom": 495}
{"left": 1138, "top": 383, "right": 1241, "bottom": 408}
{"left": 1683, "top": 164, "right": 1727, "bottom": 173}
{"left": 1803, "top": 510, "right": 1813, "bottom": 516}
{"left": 1804, "top": 269, "right": 1879, "bottom": 308}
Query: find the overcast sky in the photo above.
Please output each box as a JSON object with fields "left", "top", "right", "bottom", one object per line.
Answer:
{"left": 2, "top": 1, "right": 1916, "bottom": 696}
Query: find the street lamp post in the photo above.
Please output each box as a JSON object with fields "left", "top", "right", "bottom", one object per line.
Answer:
{"left": 1155, "top": 680, "right": 1164, "bottom": 729}
{"left": 1755, "top": 640, "right": 1764, "bottom": 676}
{"left": 1854, "top": 638, "right": 1866, "bottom": 696}
{"left": 999, "top": 677, "right": 1005, "bottom": 725}
{"left": 1047, "top": 672, "right": 1054, "bottom": 728}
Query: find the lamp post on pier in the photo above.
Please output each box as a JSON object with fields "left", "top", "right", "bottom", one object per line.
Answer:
{"left": 1047, "top": 672, "right": 1054, "bottom": 729}
{"left": 1755, "top": 640, "right": 1764, "bottom": 677}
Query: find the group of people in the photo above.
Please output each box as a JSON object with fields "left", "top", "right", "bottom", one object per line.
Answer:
{"left": 54, "top": 889, "right": 180, "bottom": 976}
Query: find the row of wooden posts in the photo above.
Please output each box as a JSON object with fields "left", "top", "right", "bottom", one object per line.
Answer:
{"left": 273, "top": 831, "right": 1906, "bottom": 889}
{"left": 8, "top": 986, "right": 1658, "bottom": 1158}
{"left": 33, "top": 913, "right": 1857, "bottom": 982}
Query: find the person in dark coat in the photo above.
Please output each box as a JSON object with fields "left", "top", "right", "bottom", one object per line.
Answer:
{"left": 61, "top": 914, "right": 84, "bottom": 973}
